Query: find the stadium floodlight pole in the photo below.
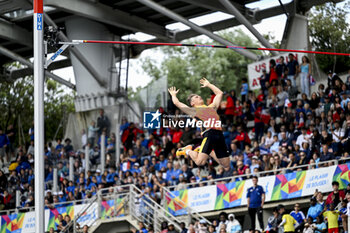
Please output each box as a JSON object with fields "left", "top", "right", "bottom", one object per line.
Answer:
{"left": 58, "top": 40, "right": 350, "bottom": 57}
{"left": 34, "top": 0, "right": 45, "bottom": 232}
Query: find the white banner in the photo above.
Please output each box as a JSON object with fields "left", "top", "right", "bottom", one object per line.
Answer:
{"left": 187, "top": 185, "right": 217, "bottom": 212}
{"left": 247, "top": 53, "right": 302, "bottom": 90}
{"left": 301, "top": 166, "right": 336, "bottom": 196}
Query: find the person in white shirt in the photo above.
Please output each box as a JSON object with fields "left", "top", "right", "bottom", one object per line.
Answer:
{"left": 332, "top": 121, "right": 344, "bottom": 143}
{"left": 296, "top": 127, "right": 311, "bottom": 149}
{"left": 81, "top": 129, "right": 87, "bottom": 148}
{"left": 226, "top": 214, "right": 242, "bottom": 233}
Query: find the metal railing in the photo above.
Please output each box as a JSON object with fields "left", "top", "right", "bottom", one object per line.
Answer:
{"left": 129, "top": 185, "right": 183, "bottom": 232}
{"left": 165, "top": 157, "right": 350, "bottom": 192}
{"left": 51, "top": 184, "right": 208, "bottom": 233}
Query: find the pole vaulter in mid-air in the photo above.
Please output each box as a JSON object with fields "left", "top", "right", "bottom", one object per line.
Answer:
{"left": 168, "top": 78, "right": 232, "bottom": 177}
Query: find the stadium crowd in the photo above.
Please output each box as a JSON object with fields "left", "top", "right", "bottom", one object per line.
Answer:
{"left": 1, "top": 54, "right": 350, "bottom": 233}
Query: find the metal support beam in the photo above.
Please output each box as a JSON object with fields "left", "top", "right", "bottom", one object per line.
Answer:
{"left": 100, "top": 134, "right": 106, "bottom": 173}
{"left": 115, "top": 122, "right": 121, "bottom": 169}
{"left": 132, "top": 2, "right": 294, "bottom": 56}
{"left": 85, "top": 145, "right": 90, "bottom": 178}
{"left": 218, "top": 0, "right": 278, "bottom": 56}
{"left": 136, "top": 0, "right": 258, "bottom": 60}
{"left": 10, "top": 59, "right": 72, "bottom": 80}
{"left": 53, "top": 168, "right": 58, "bottom": 193}
{"left": 0, "top": 45, "right": 75, "bottom": 89}
{"left": 0, "top": 20, "right": 32, "bottom": 47}
{"left": 69, "top": 156, "right": 74, "bottom": 181}
{"left": 45, "top": 0, "right": 171, "bottom": 40}
{"left": 44, "top": 14, "right": 107, "bottom": 87}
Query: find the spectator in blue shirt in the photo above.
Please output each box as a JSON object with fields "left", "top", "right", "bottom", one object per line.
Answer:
{"left": 166, "top": 162, "right": 176, "bottom": 184}
{"left": 290, "top": 203, "right": 306, "bottom": 231}
{"left": 67, "top": 181, "right": 75, "bottom": 194}
{"left": 95, "top": 169, "right": 102, "bottom": 184}
{"left": 241, "top": 78, "right": 249, "bottom": 102}
{"left": 247, "top": 176, "right": 265, "bottom": 230}
{"left": 314, "top": 215, "right": 327, "bottom": 233}
{"left": 307, "top": 198, "right": 323, "bottom": 221}
{"left": 130, "top": 163, "right": 141, "bottom": 174}
{"left": 287, "top": 53, "right": 299, "bottom": 87}
{"left": 55, "top": 139, "right": 64, "bottom": 152}
{"left": 0, "top": 128, "right": 9, "bottom": 164}
{"left": 158, "top": 154, "right": 168, "bottom": 171}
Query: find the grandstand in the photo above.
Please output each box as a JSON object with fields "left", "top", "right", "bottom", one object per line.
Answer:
{"left": 1, "top": 0, "right": 350, "bottom": 233}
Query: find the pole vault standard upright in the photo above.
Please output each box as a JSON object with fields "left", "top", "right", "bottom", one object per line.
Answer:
{"left": 34, "top": 0, "right": 45, "bottom": 232}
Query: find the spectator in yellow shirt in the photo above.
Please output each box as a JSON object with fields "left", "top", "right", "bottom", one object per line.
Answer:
{"left": 278, "top": 207, "right": 299, "bottom": 233}
{"left": 322, "top": 203, "right": 340, "bottom": 233}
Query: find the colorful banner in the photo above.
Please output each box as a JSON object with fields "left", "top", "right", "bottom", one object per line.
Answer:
{"left": 271, "top": 171, "right": 306, "bottom": 200}
{"left": 101, "top": 199, "right": 126, "bottom": 220}
{"left": 333, "top": 164, "right": 350, "bottom": 189}
{"left": 0, "top": 199, "right": 127, "bottom": 232}
{"left": 47, "top": 204, "right": 74, "bottom": 231}
{"left": 215, "top": 180, "right": 245, "bottom": 210}
{"left": 166, "top": 163, "right": 350, "bottom": 216}
{"left": 0, "top": 213, "right": 25, "bottom": 233}
{"left": 166, "top": 189, "right": 188, "bottom": 216}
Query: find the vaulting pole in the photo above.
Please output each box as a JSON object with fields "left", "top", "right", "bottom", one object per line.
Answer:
{"left": 34, "top": 0, "right": 45, "bottom": 232}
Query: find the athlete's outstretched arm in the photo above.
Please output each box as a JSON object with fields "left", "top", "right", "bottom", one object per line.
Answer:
{"left": 200, "top": 78, "right": 223, "bottom": 110}
{"left": 168, "top": 87, "right": 196, "bottom": 117}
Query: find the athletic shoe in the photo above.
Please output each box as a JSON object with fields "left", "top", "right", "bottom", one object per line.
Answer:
{"left": 176, "top": 145, "right": 193, "bottom": 158}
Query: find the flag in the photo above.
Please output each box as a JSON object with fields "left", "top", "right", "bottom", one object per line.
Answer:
{"left": 284, "top": 98, "right": 292, "bottom": 108}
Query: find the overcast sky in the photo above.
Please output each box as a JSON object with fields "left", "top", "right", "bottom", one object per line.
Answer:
{"left": 51, "top": 0, "right": 345, "bottom": 90}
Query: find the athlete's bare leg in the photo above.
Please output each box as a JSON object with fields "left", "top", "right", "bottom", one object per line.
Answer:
{"left": 209, "top": 151, "right": 231, "bottom": 171}
{"left": 187, "top": 151, "right": 209, "bottom": 166}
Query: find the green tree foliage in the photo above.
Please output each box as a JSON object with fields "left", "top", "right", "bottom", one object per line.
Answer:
{"left": 141, "top": 29, "right": 262, "bottom": 102}
{"left": 0, "top": 71, "right": 75, "bottom": 146}
{"left": 309, "top": 2, "right": 350, "bottom": 73}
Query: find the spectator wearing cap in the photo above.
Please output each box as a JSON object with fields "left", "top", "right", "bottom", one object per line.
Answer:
{"left": 247, "top": 176, "right": 265, "bottom": 230}
{"left": 195, "top": 220, "right": 208, "bottom": 233}
{"left": 326, "top": 181, "right": 345, "bottom": 207}
{"left": 226, "top": 214, "right": 242, "bottom": 233}
{"left": 250, "top": 156, "right": 260, "bottom": 173}
{"left": 131, "top": 163, "right": 141, "bottom": 174}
